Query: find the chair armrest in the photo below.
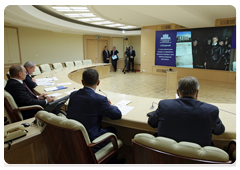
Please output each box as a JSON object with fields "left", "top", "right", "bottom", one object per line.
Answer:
{"left": 16, "top": 105, "right": 44, "bottom": 112}
{"left": 227, "top": 139, "right": 236, "bottom": 163}
{"left": 88, "top": 132, "right": 118, "bottom": 150}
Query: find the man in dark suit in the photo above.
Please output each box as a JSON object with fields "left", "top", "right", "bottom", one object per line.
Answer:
{"left": 5, "top": 64, "right": 55, "bottom": 120}
{"left": 129, "top": 46, "right": 136, "bottom": 72}
{"left": 24, "top": 61, "right": 38, "bottom": 92}
{"left": 110, "top": 46, "right": 119, "bottom": 72}
{"left": 148, "top": 76, "right": 225, "bottom": 147}
{"left": 67, "top": 68, "right": 122, "bottom": 152}
{"left": 103, "top": 46, "right": 110, "bottom": 63}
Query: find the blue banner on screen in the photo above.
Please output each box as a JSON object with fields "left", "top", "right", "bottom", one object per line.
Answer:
{"left": 231, "top": 26, "right": 236, "bottom": 49}
{"left": 155, "top": 30, "right": 177, "bottom": 66}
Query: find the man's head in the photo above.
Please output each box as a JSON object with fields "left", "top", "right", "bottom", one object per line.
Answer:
{"left": 219, "top": 40, "right": 224, "bottom": 46}
{"left": 130, "top": 46, "right": 133, "bottom": 50}
{"left": 82, "top": 68, "right": 100, "bottom": 89}
{"left": 113, "top": 46, "right": 116, "bottom": 51}
{"left": 24, "top": 61, "right": 36, "bottom": 75}
{"left": 212, "top": 36, "right": 218, "bottom": 44}
{"left": 105, "top": 46, "right": 108, "bottom": 50}
{"left": 177, "top": 76, "right": 200, "bottom": 99}
{"left": 9, "top": 64, "right": 27, "bottom": 80}
{"left": 193, "top": 40, "right": 198, "bottom": 46}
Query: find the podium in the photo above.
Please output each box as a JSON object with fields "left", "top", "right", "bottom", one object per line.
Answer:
{"left": 166, "top": 71, "right": 178, "bottom": 94}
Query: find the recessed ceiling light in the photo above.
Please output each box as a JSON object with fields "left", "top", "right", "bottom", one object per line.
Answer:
{"left": 80, "top": 13, "right": 96, "bottom": 17}
{"left": 105, "top": 24, "right": 124, "bottom": 27}
{"left": 91, "top": 21, "right": 114, "bottom": 25}
{"left": 119, "top": 26, "right": 136, "bottom": 29}
{"left": 65, "top": 14, "right": 81, "bottom": 17}
{"left": 52, "top": 7, "right": 70, "bottom": 10}
{"left": 72, "top": 9, "right": 90, "bottom": 12}
{"left": 122, "top": 30, "right": 125, "bottom": 33}
{"left": 78, "top": 18, "right": 104, "bottom": 22}
{"left": 78, "top": 18, "right": 92, "bottom": 22}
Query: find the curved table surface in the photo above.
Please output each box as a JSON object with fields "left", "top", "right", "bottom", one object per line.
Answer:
{"left": 34, "top": 63, "right": 236, "bottom": 140}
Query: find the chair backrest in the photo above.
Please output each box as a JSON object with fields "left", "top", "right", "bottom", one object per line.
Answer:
{"left": 4, "top": 90, "right": 23, "bottom": 123}
{"left": 82, "top": 59, "right": 92, "bottom": 65}
{"left": 132, "top": 133, "right": 231, "bottom": 164}
{"left": 6, "top": 71, "right": 11, "bottom": 80}
{"left": 52, "top": 63, "right": 63, "bottom": 69}
{"left": 39, "top": 64, "right": 51, "bottom": 73}
{"left": 65, "top": 61, "right": 74, "bottom": 68}
{"left": 35, "top": 111, "right": 96, "bottom": 164}
{"left": 74, "top": 60, "right": 83, "bottom": 67}
{"left": 32, "top": 66, "right": 41, "bottom": 76}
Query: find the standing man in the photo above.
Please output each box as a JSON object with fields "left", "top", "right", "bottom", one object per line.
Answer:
{"left": 24, "top": 61, "right": 37, "bottom": 92}
{"left": 209, "top": 36, "right": 222, "bottom": 69}
{"left": 5, "top": 64, "right": 55, "bottom": 119}
{"left": 67, "top": 68, "right": 122, "bottom": 152}
{"left": 148, "top": 76, "right": 225, "bottom": 147}
{"left": 110, "top": 46, "right": 119, "bottom": 72}
{"left": 103, "top": 46, "right": 110, "bottom": 63}
{"left": 129, "top": 46, "right": 136, "bottom": 72}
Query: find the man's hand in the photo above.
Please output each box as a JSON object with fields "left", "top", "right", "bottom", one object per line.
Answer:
{"left": 130, "top": 56, "right": 133, "bottom": 58}
{"left": 38, "top": 93, "right": 48, "bottom": 100}
{"left": 32, "top": 78, "right": 36, "bottom": 82}
{"left": 46, "top": 96, "right": 55, "bottom": 104}
{"left": 107, "top": 58, "right": 109, "bottom": 60}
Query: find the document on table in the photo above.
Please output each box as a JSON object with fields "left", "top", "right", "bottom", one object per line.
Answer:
{"left": 115, "top": 100, "right": 133, "bottom": 115}
{"left": 57, "top": 82, "right": 72, "bottom": 86}
{"left": 36, "top": 77, "right": 58, "bottom": 86}
{"left": 47, "top": 93, "right": 62, "bottom": 98}
{"left": 118, "top": 105, "right": 134, "bottom": 116}
{"left": 44, "top": 87, "right": 58, "bottom": 92}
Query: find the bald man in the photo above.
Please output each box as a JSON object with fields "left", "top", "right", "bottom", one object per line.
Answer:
{"left": 5, "top": 64, "right": 55, "bottom": 119}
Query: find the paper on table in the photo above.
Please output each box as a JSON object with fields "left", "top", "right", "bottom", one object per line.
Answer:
{"left": 47, "top": 93, "right": 62, "bottom": 97}
{"left": 117, "top": 105, "right": 134, "bottom": 116}
{"left": 57, "top": 82, "right": 72, "bottom": 86}
{"left": 44, "top": 87, "right": 58, "bottom": 92}
{"left": 115, "top": 100, "right": 131, "bottom": 107}
{"left": 64, "top": 89, "right": 78, "bottom": 94}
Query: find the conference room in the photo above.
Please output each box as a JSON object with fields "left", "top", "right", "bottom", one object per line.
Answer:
{"left": 4, "top": 5, "right": 236, "bottom": 165}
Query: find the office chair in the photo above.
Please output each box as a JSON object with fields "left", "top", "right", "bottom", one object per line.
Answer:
{"left": 39, "top": 64, "right": 51, "bottom": 73}
{"left": 52, "top": 63, "right": 63, "bottom": 69}
{"left": 32, "top": 66, "right": 41, "bottom": 76}
{"left": 227, "top": 139, "right": 238, "bottom": 167}
{"left": 132, "top": 133, "right": 233, "bottom": 164}
{"left": 65, "top": 61, "right": 74, "bottom": 68}
{"left": 74, "top": 60, "right": 83, "bottom": 67}
{"left": 35, "top": 111, "right": 123, "bottom": 164}
{"left": 83, "top": 59, "right": 92, "bottom": 65}
{"left": 4, "top": 89, "right": 44, "bottom": 123}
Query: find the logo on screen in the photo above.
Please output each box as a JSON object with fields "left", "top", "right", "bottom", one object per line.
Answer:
{"left": 160, "top": 34, "right": 171, "bottom": 43}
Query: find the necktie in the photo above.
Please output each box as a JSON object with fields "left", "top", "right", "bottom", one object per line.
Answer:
{"left": 23, "top": 82, "right": 39, "bottom": 99}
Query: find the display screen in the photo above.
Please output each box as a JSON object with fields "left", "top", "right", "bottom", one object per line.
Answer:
{"left": 155, "top": 26, "right": 236, "bottom": 71}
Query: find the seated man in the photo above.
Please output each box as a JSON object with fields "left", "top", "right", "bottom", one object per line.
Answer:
{"left": 67, "top": 68, "right": 122, "bottom": 152}
{"left": 23, "top": 61, "right": 38, "bottom": 92}
{"left": 5, "top": 64, "right": 55, "bottom": 120}
{"left": 148, "top": 76, "right": 225, "bottom": 147}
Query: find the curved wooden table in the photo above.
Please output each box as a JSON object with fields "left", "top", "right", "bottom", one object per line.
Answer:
{"left": 4, "top": 63, "right": 236, "bottom": 163}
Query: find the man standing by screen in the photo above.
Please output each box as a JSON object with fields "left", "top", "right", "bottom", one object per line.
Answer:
{"left": 103, "top": 46, "right": 110, "bottom": 63}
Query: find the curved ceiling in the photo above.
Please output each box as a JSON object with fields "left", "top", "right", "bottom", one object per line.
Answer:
{"left": 4, "top": 5, "right": 236, "bottom": 37}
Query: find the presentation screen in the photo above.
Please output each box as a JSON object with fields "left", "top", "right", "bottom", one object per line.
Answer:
{"left": 155, "top": 26, "right": 236, "bottom": 71}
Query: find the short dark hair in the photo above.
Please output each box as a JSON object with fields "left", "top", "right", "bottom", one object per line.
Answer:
{"left": 178, "top": 76, "right": 200, "bottom": 96}
{"left": 9, "top": 64, "right": 23, "bottom": 77}
{"left": 82, "top": 68, "right": 99, "bottom": 86}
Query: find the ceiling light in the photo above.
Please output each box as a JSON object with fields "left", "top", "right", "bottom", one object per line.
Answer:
{"left": 78, "top": 18, "right": 92, "bottom": 22}
{"left": 55, "top": 9, "right": 73, "bottom": 11}
{"left": 72, "top": 9, "right": 90, "bottom": 12}
{"left": 122, "top": 30, "right": 125, "bottom": 33}
{"left": 65, "top": 14, "right": 81, "bottom": 17}
{"left": 78, "top": 18, "right": 104, "bottom": 22}
{"left": 80, "top": 13, "right": 96, "bottom": 17}
{"left": 92, "top": 21, "right": 114, "bottom": 25}
{"left": 52, "top": 7, "right": 70, "bottom": 10}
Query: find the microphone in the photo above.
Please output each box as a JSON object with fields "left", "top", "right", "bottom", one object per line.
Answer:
{"left": 150, "top": 102, "right": 158, "bottom": 110}
{"left": 99, "top": 89, "right": 107, "bottom": 98}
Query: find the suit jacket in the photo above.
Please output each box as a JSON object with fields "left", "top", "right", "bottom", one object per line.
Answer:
{"left": 23, "top": 71, "right": 37, "bottom": 92}
{"left": 130, "top": 50, "right": 136, "bottom": 58}
{"left": 110, "top": 50, "right": 119, "bottom": 61}
{"left": 103, "top": 50, "right": 110, "bottom": 63}
{"left": 5, "top": 79, "right": 46, "bottom": 119}
{"left": 67, "top": 87, "right": 122, "bottom": 141}
{"left": 148, "top": 97, "right": 225, "bottom": 147}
